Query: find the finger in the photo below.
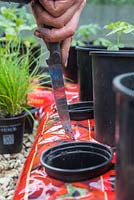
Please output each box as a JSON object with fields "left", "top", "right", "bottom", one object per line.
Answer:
{"left": 31, "top": 0, "right": 83, "bottom": 29}
{"left": 61, "top": 37, "right": 72, "bottom": 67}
{"left": 31, "top": 0, "right": 43, "bottom": 27}
{"left": 34, "top": 30, "right": 49, "bottom": 49}
{"left": 39, "top": 0, "right": 79, "bottom": 17}
{"left": 34, "top": 0, "right": 86, "bottom": 42}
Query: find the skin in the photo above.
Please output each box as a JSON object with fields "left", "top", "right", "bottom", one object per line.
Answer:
{"left": 30, "top": 0, "right": 86, "bottom": 66}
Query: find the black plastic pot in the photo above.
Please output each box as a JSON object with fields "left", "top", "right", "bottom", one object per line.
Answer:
{"left": 76, "top": 45, "right": 106, "bottom": 101}
{"left": 0, "top": 112, "right": 26, "bottom": 154}
{"left": 91, "top": 50, "right": 134, "bottom": 147}
{"left": 113, "top": 72, "right": 134, "bottom": 200}
{"left": 40, "top": 141, "right": 113, "bottom": 182}
{"left": 63, "top": 46, "right": 78, "bottom": 83}
{"left": 68, "top": 101, "right": 94, "bottom": 121}
{"left": 25, "top": 107, "right": 39, "bottom": 134}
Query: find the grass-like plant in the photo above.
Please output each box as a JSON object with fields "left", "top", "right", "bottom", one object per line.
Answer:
{"left": 0, "top": 42, "right": 46, "bottom": 117}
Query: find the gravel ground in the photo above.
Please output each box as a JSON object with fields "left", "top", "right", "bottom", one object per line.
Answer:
{"left": 0, "top": 128, "right": 37, "bottom": 200}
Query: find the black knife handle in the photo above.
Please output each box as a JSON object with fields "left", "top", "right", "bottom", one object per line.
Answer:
{"left": 47, "top": 42, "right": 62, "bottom": 65}
{"left": 43, "top": 25, "right": 62, "bottom": 65}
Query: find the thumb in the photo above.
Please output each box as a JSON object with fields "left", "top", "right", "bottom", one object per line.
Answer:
{"left": 61, "top": 37, "right": 72, "bottom": 67}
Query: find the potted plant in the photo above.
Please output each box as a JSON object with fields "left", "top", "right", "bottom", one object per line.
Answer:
{"left": 73, "top": 23, "right": 103, "bottom": 46}
{"left": 91, "top": 21, "right": 134, "bottom": 147}
{"left": 63, "top": 23, "right": 104, "bottom": 85}
{"left": 0, "top": 6, "right": 37, "bottom": 46}
{"left": 0, "top": 6, "right": 41, "bottom": 73}
{"left": 0, "top": 42, "right": 45, "bottom": 154}
{"left": 73, "top": 23, "right": 109, "bottom": 101}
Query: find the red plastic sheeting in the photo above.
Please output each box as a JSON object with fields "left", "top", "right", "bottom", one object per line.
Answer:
{"left": 13, "top": 83, "right": 116, "bottom": 200}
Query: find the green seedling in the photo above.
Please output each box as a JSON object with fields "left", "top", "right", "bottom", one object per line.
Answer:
{"left": 104, "top": 21, "right": 134, "bottom": 50}
{"left": 72, "top": 23, "right": 101, "bottom": 46}
{"left": 0, "top": 6, "right": 37, "bottom": 47}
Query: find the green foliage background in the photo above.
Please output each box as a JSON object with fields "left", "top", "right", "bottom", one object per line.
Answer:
{"left": 87, "top": 0, "right": 134, "bottom": 4}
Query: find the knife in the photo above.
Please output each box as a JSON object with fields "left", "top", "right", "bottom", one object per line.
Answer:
{"left": 46, "top": 42, "right": 74, "bottom": 140}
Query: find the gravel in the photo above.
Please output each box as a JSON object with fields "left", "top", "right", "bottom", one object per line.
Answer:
{"left": 0, "top": 128, "right": 37, "bottom": 200}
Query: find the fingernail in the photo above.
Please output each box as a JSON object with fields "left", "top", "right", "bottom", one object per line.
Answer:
{"left": 34, "top": 30, "right": 41, "bottom": 38}
{"left": 64, "top": 59, "right": 68, "bottom": 68}
{"left": 31, "top": 0, "right": 36, "bottom": 7}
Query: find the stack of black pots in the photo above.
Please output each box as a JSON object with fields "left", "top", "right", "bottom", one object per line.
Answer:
{"left": 76, "top": 44, "right": 134, "bottom": 200}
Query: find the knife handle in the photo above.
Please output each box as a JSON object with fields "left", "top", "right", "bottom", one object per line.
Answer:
{"left": 48, "top": 42, "right": 61, "bottom": 64}
{"left": 43, "top": 25, "right": 62, "bottom": 65}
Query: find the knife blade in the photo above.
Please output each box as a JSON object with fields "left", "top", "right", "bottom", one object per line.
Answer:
{"left": 47, "top": 42, "right": 74, "bottom": 140}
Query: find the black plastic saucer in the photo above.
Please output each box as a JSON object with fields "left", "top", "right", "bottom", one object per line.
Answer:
{"left": 40, "top": 141, "right": 113, "bottom": 182}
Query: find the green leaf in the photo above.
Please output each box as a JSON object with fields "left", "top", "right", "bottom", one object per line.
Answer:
{"left": 0, "top": 19, "right": 15, "bottom": 28}
{"left": 73, "top": 23, "right": 101, "bottom": 45}
{"left": 105, "top": 21, "right": 134, "bottom": 36}
{"left": 1, "top": 7, "right": 17, "bottom": 21}
{"left": 93, "top": 37, "right": 111, "bottom": 46}
{"left": 16, "top": 18, "right": 25, "bottom": 26}
{"left": 19, "top": 24, "right": 36, "bottom": 32}
{"left": 104, "top": 21, "right": 134, "bottom": 49}
{"left": 5, "top": 27, "right": 16, "bottom": 35}
{"left": 107, "top": 43, "right": 119, "bottom": 51}
{"left": 0, "top": 6, "right": 37, "bottom": 45}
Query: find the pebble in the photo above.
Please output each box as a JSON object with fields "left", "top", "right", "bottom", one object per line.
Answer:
{"left": 0, "top": 132, "right": 36, "bottom": 200}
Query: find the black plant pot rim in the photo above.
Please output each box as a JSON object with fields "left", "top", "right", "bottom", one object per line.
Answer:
{"left": 91, "top": 49, "right": 134, "bottom": 57}
{"left": 76, "top": 45, "right": 106, "bottom": 51}
{"left": 113, "top": 72, "right": 134, "bottom": 99}
{"left": 41, "top": 142, "right": 113, "bottom": 172}
{"left": 40, "top": 141, "right": 113, "bottom": 182}
{"left": 24, "top": 106, "right": 39, "bottom": 116}
{"left": 68, "top": 101, "right": 94, "bottom": 120}
{"left": 0, "top": 111, "right": 26, "bottom": 121}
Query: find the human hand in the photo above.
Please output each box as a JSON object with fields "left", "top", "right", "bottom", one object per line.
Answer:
{"left": 31, "top": 0, "right": 86, "bottom": 66}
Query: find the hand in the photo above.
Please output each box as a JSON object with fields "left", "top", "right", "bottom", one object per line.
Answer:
{"left": 30, "top": 0, "right": 86, "bottom": 66}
